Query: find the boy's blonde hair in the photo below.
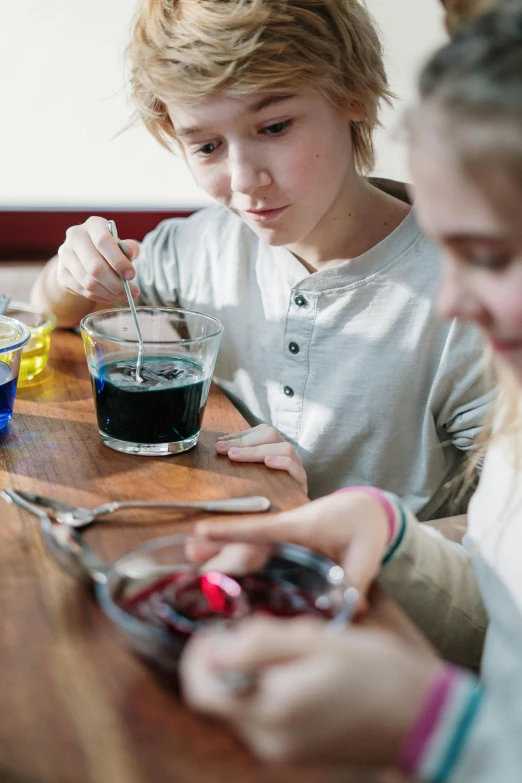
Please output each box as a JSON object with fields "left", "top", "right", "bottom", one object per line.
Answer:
{"left": 128, "top": 0, "right": 392, "bottom": 174}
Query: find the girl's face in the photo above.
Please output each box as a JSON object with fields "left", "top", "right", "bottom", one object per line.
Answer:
{"left": 409, "top": 117, "right": 522, "bottom": 383}
{"left": 167, "top": 88, "right": 362, "bottom": 255}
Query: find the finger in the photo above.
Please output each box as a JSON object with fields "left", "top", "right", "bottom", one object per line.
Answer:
{"left": 119, "top": 238, "right": 140, "bottom": 263}
{"left": 225, "top": 442, "right": 299, "bottom": 463}
{"left": 196, "top": 493, "right": 361, "bottom": 555}
{"left": 72, "top": 232, "right": 127, "bottom": 295}
{"left": 195, "top": 512, "right": 311, "bottom": 548}
{"left": 58, "top": 260, "right": 120, "bottom": 303}
{"left": 216, "top": 424, "right": 279, "bottom": 441}
{"left": 62, "top": 242, "right": 139, "bottom": 300}
{"left": 180, "top": 631, "right": 245, "bottom": 717}
{"left": 185, "top": 536, "right": 271, "bottom": 574}
{"left": 341, "top": 534, "right": 383, "bottom": 597}
{"left": 185, "top": 537, "right": 224, "bottom": 564}
{"left": 215, "top": 425, "right": 283, "bottom": 452}
{"left": 208, "top": 615, "right": 325, "bottom": 672}
{"left": 264, "top": 455, "right": 308, "bottom": 493}
{"left": 84, "top": 216, "right": 137, "bottom": 279}
{"left": 199, "top": 542, "right": 271, "bottom": 576}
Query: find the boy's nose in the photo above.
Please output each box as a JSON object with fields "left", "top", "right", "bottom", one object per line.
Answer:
{"left": 229, "top": 151, "right": 271, "bottom": 195}
{"left": 436, "top": 262, "right": 491, "bottom": 328}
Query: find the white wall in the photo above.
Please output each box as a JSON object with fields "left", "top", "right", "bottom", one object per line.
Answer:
{"left": 0, "top": 0, "right": 447, "bottom": 209}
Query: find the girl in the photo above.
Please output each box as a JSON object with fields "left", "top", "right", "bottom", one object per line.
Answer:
{"left": 181, "top": 5, "right": 522, "bottom": 781}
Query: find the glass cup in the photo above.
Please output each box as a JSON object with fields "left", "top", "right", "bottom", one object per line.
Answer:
{"left": 0, "top": 315, "right": 31, "bottom": 431}
{"left": 81, "top": 307, "right": 223, "bottom": 456}
{"left": 6, "top": 301, "right": 57, "bottom": 384}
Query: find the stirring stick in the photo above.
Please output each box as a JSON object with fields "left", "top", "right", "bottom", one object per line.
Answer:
{"left": 107, "top": 220, "right": 144, "bottom": 382}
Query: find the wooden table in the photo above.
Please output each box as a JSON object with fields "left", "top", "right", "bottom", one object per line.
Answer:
{"left": 0, "top": 330, "right": 408, "bottom": 783}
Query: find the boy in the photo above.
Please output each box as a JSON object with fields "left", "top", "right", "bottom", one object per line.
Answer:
{"left": 31, "top": 0, "right": 491, "bottom": 517}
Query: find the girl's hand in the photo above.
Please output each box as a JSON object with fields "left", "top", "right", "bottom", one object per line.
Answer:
{"left": 189, "top": 491, "right": 390, "bottom": 601}
{"left": 216, "top": 424, "right": 308, "bottom": 494}
{"left": 57, "top": 216, "right": 141, "bottom": 303}
{"left": 180, "top": 612, "right": 440, "bottom": 765}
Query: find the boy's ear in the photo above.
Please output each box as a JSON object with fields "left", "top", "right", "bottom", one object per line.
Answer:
{"left": 346, "top": 101, "right": 366, "bottom": 123}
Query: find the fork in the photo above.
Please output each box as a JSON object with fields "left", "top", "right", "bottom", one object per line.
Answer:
{"left": 1, "top": 489, "right": 271, "bottom": 528}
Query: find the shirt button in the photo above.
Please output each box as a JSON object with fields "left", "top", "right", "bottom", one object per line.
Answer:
{"left": 288, "top": 342, "right": 300, "bottom": 354}
{"left": 284, "top": 385, "right": 294, "bottom": 397}
{"left": 294, "top": 295, "right": 308, "bottom": 307}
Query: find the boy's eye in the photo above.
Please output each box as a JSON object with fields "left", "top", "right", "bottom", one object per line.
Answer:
{"left": 261, "top": 120, "right": 291, "bottom": 135}
{"left": 196, "top": 141, "right": 219, "bottom": 156}
{"left": 468, "top": 251, "right": 510, "bottom": 270}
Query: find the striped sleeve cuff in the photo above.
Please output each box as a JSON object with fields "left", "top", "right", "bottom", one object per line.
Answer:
{"left": 380, "top": 491, "right": 409, "bottom": 564}
{"left": 398, "top": 663, "right": 483, "bottom": 782}
{"left": 333, "top": 486, "right": 403, "bottom": 546}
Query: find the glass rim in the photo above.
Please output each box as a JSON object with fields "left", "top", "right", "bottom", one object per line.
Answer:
{"left": 80, "top": 306, "right": 224, "bottom": 346}
{"left": 95, "top": 535, "right": 349, "bottom": 643}
{"left": 0, "top": 315, "right": 32, "bottom": 353}
{"left": 7, "top": 300, "right": 57, "bottom": 335}
{"left": 96, "top": 533, "right": 194, "bottom": 644}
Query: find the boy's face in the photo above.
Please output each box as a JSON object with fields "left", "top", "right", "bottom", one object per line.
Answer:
{"left": 410, "top": 113, "right": 522, "bottom": 382}
{"left": 167, "top": 88, "right": 360, "bottom": 253}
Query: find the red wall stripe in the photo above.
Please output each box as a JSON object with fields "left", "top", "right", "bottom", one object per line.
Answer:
{"left": 0, "top": 210, "right": 195, "bottom": 260}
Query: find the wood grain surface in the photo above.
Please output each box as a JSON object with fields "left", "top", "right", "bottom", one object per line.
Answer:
{"left": 0, "top": 328, "right": 410, "bottom": 783}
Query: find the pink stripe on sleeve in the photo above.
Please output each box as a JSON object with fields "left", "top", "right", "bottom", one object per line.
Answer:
{"left": 333, "top": 486, "right": 398, "bottom": 543}
{"left": 398, "top": 664, "right": 457, "bottom": 776}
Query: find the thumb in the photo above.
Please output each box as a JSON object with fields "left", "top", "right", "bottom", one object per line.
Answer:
{"left": 341, "top": 532, "right": 383, "bottom": 598}
{"left": 208, "top": 615, "right": 325, "bottom": 671}
{"left": 119, "top": 238, "right": 141, "bottom": 262}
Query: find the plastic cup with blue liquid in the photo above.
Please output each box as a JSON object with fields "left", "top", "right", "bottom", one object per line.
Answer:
{"left": 0, "top": 315, "right": 31, "bottom": 432}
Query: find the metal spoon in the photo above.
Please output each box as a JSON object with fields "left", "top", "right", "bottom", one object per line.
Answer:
{"left": 107, "top": 220, "right": 144, "bottom": 382}
{"left": 1, "top": 488, "right": 271, "bottom": 528}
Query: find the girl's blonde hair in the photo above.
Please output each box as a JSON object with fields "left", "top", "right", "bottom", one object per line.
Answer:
{"left": 416, "top": 3, "right": 522, "bottom": 492}
{"left": 441, "top": 0, "right": 502, "bottom": 35}
{"left": 127, "top": 0, "right": 392, "bottom": 174}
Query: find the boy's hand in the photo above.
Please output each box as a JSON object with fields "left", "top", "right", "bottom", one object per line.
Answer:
{"left": 180, "top": 613, "right": 440, "bottom": 765}
{"left": 57, "top": 216, "right": 141, "bottom": 303}
{"left": 216, "top": 424, "right": 308, "bottom": 494}
{"left": 191, "top": 491, "right": 390, "bottom": 602}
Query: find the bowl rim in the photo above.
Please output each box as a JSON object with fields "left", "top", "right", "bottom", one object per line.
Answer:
{"left": 95, "top": 535, "right": 349, "bottom": 645}
{"left": 80, "top": 306, "right": 224, "bottom": 346}
{"left": 0, "top": 315, "right": 32, "bottom": 353}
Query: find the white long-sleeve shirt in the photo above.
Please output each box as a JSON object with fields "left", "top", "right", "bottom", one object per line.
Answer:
{"left": 379, "top": 427, "right": 522, "bottom": 781}
{"left": 133, "top": 202, "right": 492, "bottom": 515}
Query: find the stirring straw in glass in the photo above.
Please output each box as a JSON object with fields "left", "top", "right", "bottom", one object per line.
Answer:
{"left": 107, "top": 220, "right": 144, "bottom": 382}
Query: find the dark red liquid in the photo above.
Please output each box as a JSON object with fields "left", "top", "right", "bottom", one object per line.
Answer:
{"left": 238, "top": 573, "right": 334, "bottom": 619}
{"left": 121, "top": 569, "right": 334, "bottom": 639}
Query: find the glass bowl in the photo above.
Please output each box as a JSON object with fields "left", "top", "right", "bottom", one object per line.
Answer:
{"left": 94, "top": 534, "right": 355, "bottom": 674}
{"left": 6, "top": 301, "right": 57, "bottom": 384}
{"left": 38, "top": 521, "right": 357, "bottom": 676}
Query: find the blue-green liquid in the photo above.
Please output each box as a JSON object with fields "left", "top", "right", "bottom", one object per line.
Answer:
{"left": 93, "top": 357, "right": 205, "bottom": 444}
{"left": 0, "top": 361, "right": 17, "bottom": 432}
